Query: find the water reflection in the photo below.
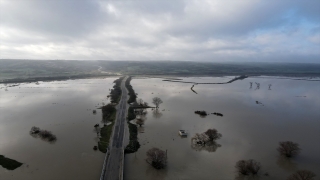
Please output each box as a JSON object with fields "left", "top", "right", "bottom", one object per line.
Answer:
{"left": 124, "top": 76, "right": 320, "bottom": 180}
{"left": 276, "top": 156, "right": 297, "bottom": 172}
{"left": 152, "top": 109, "right": 163, "bottom": 118}
{"left": 191, "top": 141, "right": 221, "bottom": 152}
{"left": 0, "top": 78, "right": 116, "bottom": 180}
{"left": 145, "top": 165, "right": 168, "bottom": 180}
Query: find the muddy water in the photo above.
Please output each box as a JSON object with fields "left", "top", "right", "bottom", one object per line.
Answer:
{"left": 0, "top": 78, "right": 116, "bottom": 180}
{"left": 124, "top": 76, "right": 320, "bottom": 180}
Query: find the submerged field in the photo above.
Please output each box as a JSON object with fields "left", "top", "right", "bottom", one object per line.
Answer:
{"left": 0, "top": 78, "right": 117, "bottom": 180}
{"left": 0, "top": 75, "right": 319, "bottom": 180}
{"left": 124, "top": 76, "right": 320, "bottom": 180}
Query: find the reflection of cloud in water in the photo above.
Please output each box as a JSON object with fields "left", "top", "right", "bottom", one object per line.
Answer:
{"left": 127, "top": 77, "right": 320, "bottom": 179}
{"left": 276, "top": 156, "right": 297, "bottom": 172}
{"left": 191, "top": 141, "right": 221, "bottom": 153}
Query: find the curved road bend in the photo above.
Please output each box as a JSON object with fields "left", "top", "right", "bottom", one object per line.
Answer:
{"left": 103, "top": 76, "right": 128, "bottom": 180}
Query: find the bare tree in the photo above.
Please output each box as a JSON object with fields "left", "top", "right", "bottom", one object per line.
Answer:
{"left": 137, "top": 98, "right": 144, "bottom": 106}
{"left": 205, "top": 129, "right": 222, "bottom": 141}
{"left": 146, "top": 147, "right": 167, "bottom": 169}
{"left": 247, "top": 159, "right": 261, "bottom": 175}
{"left": 191, "top": 133, "right": 210, "bottom": 145}
{"left": 277, "top": 141, "right": 301, "bottom": 157}
{"left": 152, "top": 97, "right": 163, "bottom": 108}
{"left": 192, "top": 129, "right": 222, "bottom": 145}
{"left": 236, "top": 160, "right": 250, "bottom": 175}
{"left": 30, "top": 126, "right": 40, "bottom": 134}
{"left": 287, "top": 170, "right": 316, "bottom": 180}
{"left": 143, "top": 102, "right": 149, "bottom": 107}
{"left": 235, "top": 159, "right": 261, "bottom": 175}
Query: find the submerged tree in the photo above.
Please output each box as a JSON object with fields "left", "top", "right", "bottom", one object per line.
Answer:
{"left": 235, "top": 159, "right": 261, "bottom": 176}
{"left": 152, "top": 97, "right": 163, "bottom": 108}
{"left": 205, "top": 129, "right": 222, "bottom": 141}
{"left": 191, "top": 129, "right": 222, "bottom": 152}
{"left": 146, "top": 147, "right": 167, "bottom": 169}
{"left": 287, "top": 170, "right": 316, "bottom": 180}
{"left": 192, "top": 128, "right": 222, "bottom": 145}
{"left": 137, "top": 98, "right": 144, "bottom": 106}
{"left": 277, "top": 141, "right": 301, "bottom": 157}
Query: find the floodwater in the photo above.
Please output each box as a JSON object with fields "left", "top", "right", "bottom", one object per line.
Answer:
{"left": 0, "top": 78, "right": 116, "bottom": 180}
{"left": 124, "top": 76, "right": 320, "bottom": 180}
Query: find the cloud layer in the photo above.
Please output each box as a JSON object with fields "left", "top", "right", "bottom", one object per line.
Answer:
{"left": 0, "top": 0, "right": 319, "bottom": 62}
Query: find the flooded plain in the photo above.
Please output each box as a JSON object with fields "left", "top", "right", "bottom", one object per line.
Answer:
{"left": 124, "top": 76, "right": 320, "bottom": 180}
{"left": 1, "top": 76, "right": 319, "bottom": 180}
{"left": 0, "top": 78, "right": 116, "bottom": 180}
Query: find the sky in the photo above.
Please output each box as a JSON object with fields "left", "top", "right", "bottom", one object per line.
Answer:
{"left": 0, "top": 0, "right": 319, "bottom": 62}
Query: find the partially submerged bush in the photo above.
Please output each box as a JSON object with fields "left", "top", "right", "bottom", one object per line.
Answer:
{"left": 124, "top": 123, "right": 140, "bottom": 154}
{"left": 29, "top": 127, "right": 57, "bottom": 142}
{"left": 195, "top": 110, "right": 207, "bottom": 116}
{"left": 30, "top": 126, "right": 40, "bottom": 134}
{"left": 192, "top": 128, "right": 222, "bottom": 145}
{"left": 213, "top": 112, "right": 223, "bottom": 117}
{"left": 235, "top": 159, "right": 261, "bottom": 175}
{"left": 146, "top": 148, "right": 167, "bottom": 169}
{"left": 287, "top": 170, "right": 316, "bottom": 180}
{"left": 204, "top": 129, "right": 222, "bottom": 141}
{"left": 125, "top": 140, "right": 140, "bottom": 154}
{"left": 277, "top": 141, "right": 301, "bottom": 157}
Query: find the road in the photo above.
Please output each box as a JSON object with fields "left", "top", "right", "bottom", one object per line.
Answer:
{"left": 102, "top": 76, "right": 128, "bottom": 180}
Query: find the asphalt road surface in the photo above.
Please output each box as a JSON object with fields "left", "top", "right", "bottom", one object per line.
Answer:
{"left": 103, "top": 76, "right": 128, "bottom": 180}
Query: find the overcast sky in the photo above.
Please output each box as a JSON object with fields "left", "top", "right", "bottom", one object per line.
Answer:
{"left": 0, "top": 0, "right": 319, "bottom": 62}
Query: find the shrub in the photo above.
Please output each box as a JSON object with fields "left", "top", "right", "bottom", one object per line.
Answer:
{"left": 146, "top": 148, "right": 167, "bottom": 169}
{"left": 195, "top": 110, "right": 207, "bottom": 116}
{"left": 287, "top": 170, "right": 316, "bottom": 180}
{"left": 277, "top": 141, "right": 301, "bottom": 157}
{"left": 235, "top": 159, "right": 261, "bottom": 175}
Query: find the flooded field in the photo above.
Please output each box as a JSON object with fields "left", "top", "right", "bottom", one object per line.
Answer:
{"left": 0, "top": 78, "right": 117, "bottom": 180}
{"left": 124, "top": 76, "right": 320, "bottom": 180}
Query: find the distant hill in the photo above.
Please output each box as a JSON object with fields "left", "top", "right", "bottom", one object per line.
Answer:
{"left": 1, "top": 60, "right": 320, "bottom": 83}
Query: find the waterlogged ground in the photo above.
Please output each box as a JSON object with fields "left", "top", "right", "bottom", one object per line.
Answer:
{"left": 124, "top": 76, "right": 320, "bottom": 180}
{"left": 0, "top": 78, "right": 116, "bottom": 180}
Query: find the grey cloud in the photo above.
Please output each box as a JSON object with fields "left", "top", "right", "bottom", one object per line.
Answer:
{"left": 0, "top": 0, "right": 319, "bottom": 62}
{"left": 1, "top": 0, "right": 103, "bottom": 38}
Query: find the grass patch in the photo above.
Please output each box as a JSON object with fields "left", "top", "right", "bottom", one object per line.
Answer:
{"left": 98, "top": 123, "right": 114, "bottom": 153}
{"left": 125, "top": 76, "right": 137, "bottom": 104}
{"left": 110, "top": 77, "right": 124, "bottom": 104}
{"left": 98, "top": 76, "right": 123, "bottom": 153}
{"left": 101, "top": 104, "right": 116, "bottom": 123}
{"left": 0, "top": 155, "right": 23, "bottom": 170}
